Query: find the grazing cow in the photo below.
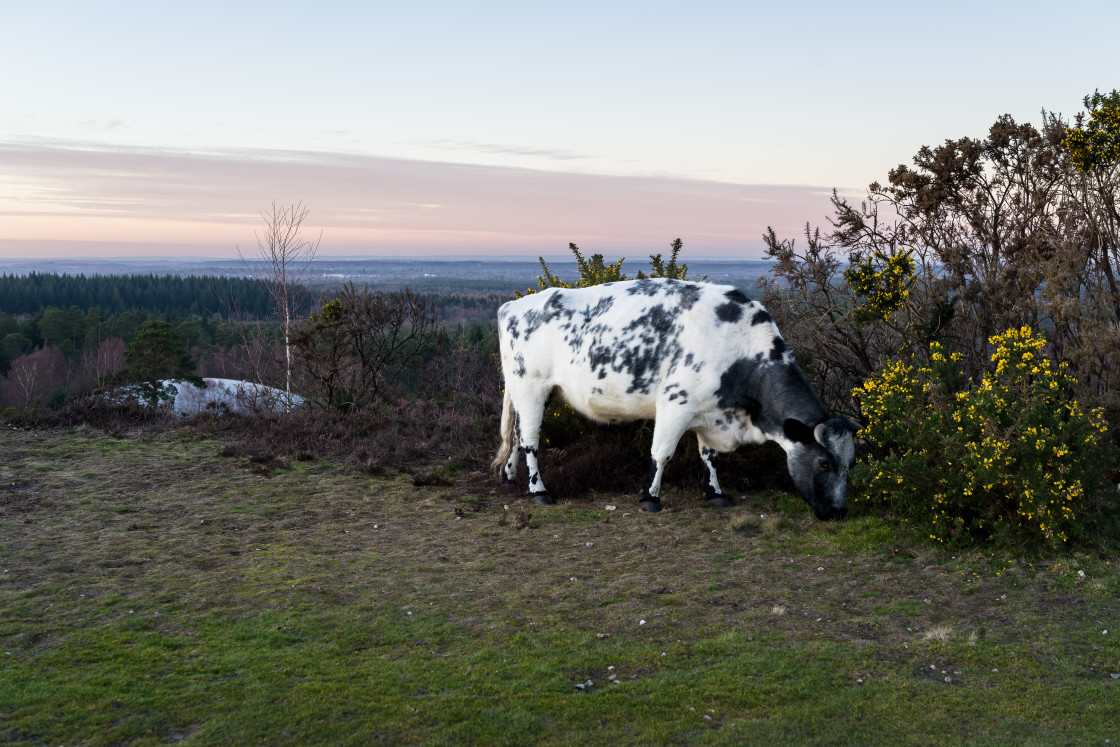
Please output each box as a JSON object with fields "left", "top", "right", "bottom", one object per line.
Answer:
{"left": 492, "top": 278, "right": 856, "bottom": 519}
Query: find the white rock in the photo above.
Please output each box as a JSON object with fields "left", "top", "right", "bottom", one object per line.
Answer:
{"left": 113, "top": 378, "right": 307, "bottom": 415}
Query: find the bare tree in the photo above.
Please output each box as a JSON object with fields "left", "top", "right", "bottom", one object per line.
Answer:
{"left": 238, "top": 200, "right": 321, "bottom": 409}
{"left": 81, "top": 337, "right": 126, "bottom": 390}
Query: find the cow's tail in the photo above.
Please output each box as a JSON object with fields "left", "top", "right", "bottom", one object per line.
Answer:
{"left": 492, "top": 388, "right": 516, "bottom": 477}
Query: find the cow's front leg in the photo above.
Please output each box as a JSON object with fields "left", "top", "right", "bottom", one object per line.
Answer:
{"left": 640, "top": 412, "right": 691, "bottom": 512}
{"left": 697, "top": 437, "right": 732, "bottom": 507}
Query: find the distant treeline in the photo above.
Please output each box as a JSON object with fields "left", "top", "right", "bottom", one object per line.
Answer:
{"left": 0, "top": 304, "right": 279, "bottom": 371}
{"left": 0, "top": 272, "right": 276, "bottom": 318}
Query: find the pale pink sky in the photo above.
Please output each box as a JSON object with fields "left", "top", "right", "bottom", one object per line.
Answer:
{"left": 0, "top": 141, "right": 841, "bottom": 258}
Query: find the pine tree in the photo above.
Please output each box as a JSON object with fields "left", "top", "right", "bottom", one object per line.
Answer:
{"left": 123, "top": 319, "right": 203, "bottom": 404}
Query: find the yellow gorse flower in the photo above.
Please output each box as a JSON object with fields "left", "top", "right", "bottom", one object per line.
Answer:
{"left": 852, "top": 326, "right": 1109, "bottom": 548}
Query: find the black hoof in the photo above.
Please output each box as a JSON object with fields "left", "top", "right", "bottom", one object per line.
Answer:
{"left": 707, "top": 496, "right": 733, "bottom": 508}
{"left": 532, "top": 492, "right": 555, "bottom": 505}
{"left": 639, "top": 500, "right": 662, "bottom": 513}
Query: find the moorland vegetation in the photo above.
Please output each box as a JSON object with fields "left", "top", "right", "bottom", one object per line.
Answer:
{"left": 3, "top": 90, "right": 1120, "bottom": 557}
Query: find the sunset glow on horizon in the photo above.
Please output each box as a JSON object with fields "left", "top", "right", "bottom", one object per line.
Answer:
{"left": 2, "top": 1, "right": 1116, "bottom": 260}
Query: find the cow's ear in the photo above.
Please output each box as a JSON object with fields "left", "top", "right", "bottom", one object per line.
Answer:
{"left": 783, "top": 419, "right": 815, "bottom": 444}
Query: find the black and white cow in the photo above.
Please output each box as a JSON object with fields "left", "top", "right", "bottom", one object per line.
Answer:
{"left": 493, "top": 278, "right": 856, "bottom": 519}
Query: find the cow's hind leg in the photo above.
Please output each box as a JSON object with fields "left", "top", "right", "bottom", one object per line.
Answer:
{"left": 502, "top": 442, "right": 520, "bottom": 485}
{"left": 697, "top": 435, "right": 732, "bottom": 507}
{"left": 511, "top": 385, "right": 554, "bottom": 505}
{"left": 640, "top": 411, "right": 692, "bottom": 513}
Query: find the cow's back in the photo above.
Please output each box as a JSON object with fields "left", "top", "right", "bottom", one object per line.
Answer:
{"left": 497, "top": 279, "right": 779, "bottom": 423}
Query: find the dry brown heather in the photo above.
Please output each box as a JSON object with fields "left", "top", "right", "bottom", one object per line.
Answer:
{"left": 1, "top": 423, "right": 1119, "bottom": 744}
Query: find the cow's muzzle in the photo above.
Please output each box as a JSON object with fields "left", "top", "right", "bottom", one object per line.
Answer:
{"left": 814, "top": 505, "right": 847, "bottom": 521}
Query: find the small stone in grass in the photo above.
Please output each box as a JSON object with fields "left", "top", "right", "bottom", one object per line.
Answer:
{"left": 597, "top": 633, "right": 609, "bottom": 639}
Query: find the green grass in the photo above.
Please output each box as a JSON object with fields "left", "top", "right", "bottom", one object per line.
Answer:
{"left": 1, "top": 426, "right": 1118, "bottom": 744}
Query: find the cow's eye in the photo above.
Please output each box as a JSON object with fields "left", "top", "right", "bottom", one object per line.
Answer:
{"left": 817, "top": 458, "right": 832, "bottom": 471}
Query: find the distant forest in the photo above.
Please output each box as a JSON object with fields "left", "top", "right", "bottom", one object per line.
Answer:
{"left": 0, "top": 272, "right": 275, "bottom": 317}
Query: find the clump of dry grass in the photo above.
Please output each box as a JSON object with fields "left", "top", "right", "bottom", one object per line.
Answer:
{"left": 922, "top": 624, "right": 954, "bottom": 642}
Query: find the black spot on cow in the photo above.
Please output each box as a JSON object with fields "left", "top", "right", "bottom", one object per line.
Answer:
{"left": 521, "top": 292, "right": 575, "bottom": 340}
{"left": 715, "top": 357, "right": 764, "bottom": 419}
{"left": 584, "top": 296, "right": 614, "bottom": 322}
{"left": 585, "top": 303, "right": 684, "bottom": 395}
{"left": 626, "top": 279, "right": 662, "bottom": 297}
{"left": 725, "top": 289, "right": 750, "bottom": 304}
{"left": 676, "top": 283, "right": 702, "bottom": 310}
{"left": 624, "top": 303, "right": 677, "bottom": 337}
{"left": 751, "top": 309, "right": 772, "bottom": 326}
{"left": 504, "top": 314, "right": 521, "bottom": 339}
{"left": 513, "top": 354, "right": 527, "bottom": 377}
{"left": 564, "top": 297, "right": 616, "bottom": 352}
{"left": 715, "top": 302, "right": 743, "bottom": 324}
{"left": 770, "top": 337, "right": 787, "bottom": 361}
{"left": 624, "top": 279, "right": 702, "bottom": 309}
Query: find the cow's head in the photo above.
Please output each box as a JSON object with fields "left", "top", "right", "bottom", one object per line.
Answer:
{"left": 782, "top": 417, "right": 857, "bottom": 520}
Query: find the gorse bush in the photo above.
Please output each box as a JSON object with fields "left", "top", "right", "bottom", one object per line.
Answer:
{"left": 1064, "top": 89, "right": 1120, "bottom": 175}
{"left": 760, "top": 90, "right": 1120, "bottom": 423}
{"left": 519, "top": 238, "right": 701, "bottom": 298}
{"left": 853, "top": 327, "right": 1114, "bottom": 551}
{"left": 843, "top": 248, "right": 916, "bottom": 325}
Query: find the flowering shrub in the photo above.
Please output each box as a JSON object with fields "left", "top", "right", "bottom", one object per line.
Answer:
{"left": 852, "top": 327, "right": 1114, "bottom": 550}
{"left": 843, "top": 248, "right": 917, "bottom": 324}
{"left": 517, "top": 239, "right": 698, "bottom": 298}
{"left": 1064, "top": 90, "right": 1120, "bottom": 175}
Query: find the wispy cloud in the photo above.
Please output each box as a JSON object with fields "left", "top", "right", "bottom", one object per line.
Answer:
{"left": 420, "top": 139, "right": 593, "bottom": 161}
{"left": 0, "top": 139, "right": 838, "bottom": 257}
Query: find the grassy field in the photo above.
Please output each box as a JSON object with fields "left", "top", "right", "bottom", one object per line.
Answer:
{"left": 1, "top": 424, "right": 1118, "bottom": 745}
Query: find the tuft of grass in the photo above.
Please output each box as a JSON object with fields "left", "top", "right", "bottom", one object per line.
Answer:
{"left": 922, "top": 624, "right": 954, "bottom": 642}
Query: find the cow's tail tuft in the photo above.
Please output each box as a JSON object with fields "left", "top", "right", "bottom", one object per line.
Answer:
{"left": 492, "top": 388, "right": 516, "bottom": 477}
